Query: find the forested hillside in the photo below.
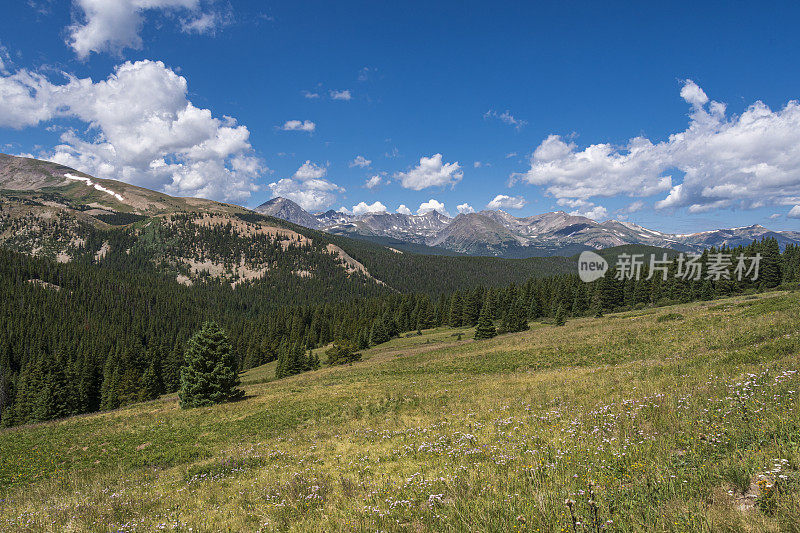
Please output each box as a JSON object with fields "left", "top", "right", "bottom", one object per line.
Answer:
{"left": 2, "top": 156, "right": 799, "bottom": 429}
{"left": 1, "top": 237, "right": 798, "bottom": 427}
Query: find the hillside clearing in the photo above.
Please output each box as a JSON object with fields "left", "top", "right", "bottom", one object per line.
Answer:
{"left": 1, "top": 291, "right": 799, "bottom": 531}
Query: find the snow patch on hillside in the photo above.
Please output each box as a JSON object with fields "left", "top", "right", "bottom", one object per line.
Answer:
{"left": 65, "top": 173, "right": 125, "bottom": 202}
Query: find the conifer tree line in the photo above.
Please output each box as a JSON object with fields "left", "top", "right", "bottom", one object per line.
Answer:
{"left": 1, "top": 238, "right": 797, "bottom": 426}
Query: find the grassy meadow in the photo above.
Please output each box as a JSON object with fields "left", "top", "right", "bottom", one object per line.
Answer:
{"left": 1, "top": 291, "right": 800, "bottom": 531}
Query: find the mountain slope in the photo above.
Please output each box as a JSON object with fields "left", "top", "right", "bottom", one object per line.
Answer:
{"left": 254, "top": 197, "right": 322, "bottom": 229}
{"left": 3, "top": 291, "right": 800, "bottom": 530}
{"left": 429, "top": 213, "right": 523, "bottom": 255}
{"left": 0, "top": 154, "right": 390, "bottom": 292}
{"left": 0, "top": 153, "right": 243, "bottom": 216}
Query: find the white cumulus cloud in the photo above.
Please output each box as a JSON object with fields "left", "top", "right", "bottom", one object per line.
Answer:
{"left": 556, "top": 198, "right": 609, "bottom": 220}
{"left": 484, "top": 109, "right": 527, "bottom": 130}
{"left": 623, "top": 200, "right": 645, "bottom": 213}
{"left": 514, "top": 79, "right": 800, "bottom": 215}
{"left": 0, "top": 59, "right": 262, "bottom": 202}
{"left": 293, "top": 160, "right": 327, "bottom": 180}
{"left": 0, "top": 42, "right": 10, "bottom": 75}
{"left": 680, "top": 79, "right": 709, "bottom": 108}
{"left": 330, "top": 89, "right": 352, "bottom": 101}
{"left": 395, "top": 153, "right": 463, "bottom": 190}
{"left": 180, "top": 6, "right": 232, "bottom": 35}
{"left": 457, "top": 203, "right": 475, "bottom": 214}
{"left": 281, "top": 120, "right": 315, "bottom": 132}
{"left": 66, "top": 0, "right": 213, "bottom": 58}
{"left": 268, "top": 178, "right": 341, "bottom": 212}
{"left": 268, "top": 160, "right": 342, "bottom": 211}
{"left": 350, "top": 155, "right": 371, "bottom": 168}
{"left": 417, "top": 199, "right": 449, "bottom": 216}
{"left": 487, "top": 194, "right": 527, "bottom": 210}
{"left": 364, "top": 175, "right": 382, "bottom": 189}
{"left": 573, "top": 205, "right": 609, "bottom": 221}
{"left": 789, "top": 205, "right": 800, "bottom": 219}
{"left": 351, "top": 201, "right": 387, "bottom": 216}
{"left": 396, "top": 204, "right": 412, "bottom": 215}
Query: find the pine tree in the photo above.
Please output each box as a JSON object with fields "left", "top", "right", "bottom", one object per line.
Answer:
{"left": 162, "top": 340, "right": 184, "bottom": 393}
{"left": 503, "top": 297, "right": 529, "bottom": 333}
{"left": 599, "top": 274, "right": 623, "bottom": 310}
{"left": 528, "top": 295, "right": 540, "bottom": 320}
{"left": 305, "top": 349, "right": 320, "bottom": 371}
{"left": 462, "top": 289, "right": 482, "bottom": 326}
{"left": 326, "top": 340, "right": 362, "bottom": 365}
{"left": 590, "top": 291, "right": 603, "bottom": 318}
{"left": 700, "top": 280, "right": 714, "bottom": 300}
{"left": 0, "top": 361, "right": 13, "bottom": 425}
{"left": 275, "top": 339, "right": 290, "bottom": 379}
{"left": 759, "top": 238, "right": 782, "bottom": 288}
{"left": 474, "top": 302, "right": 497, "bottom": 340}
{"left": 140, "top": 359, "right": 162, "bottom": 401}
{"left": 179, "top": 322, "right": 244, "bottom": 408}
{"left": 448, "top": 293, "right": 463, "bottom": 327}
{"left": 99, "top": 354, "right": 120, "bottom": 411}
{"left": 555, "top": 305, "right": 567, "bottom": 326}
{"left": 276, "top": 340, "right": 308, "bottom": 378}
{"left": 369, "top": 317, "right": 390, "bottom": 346}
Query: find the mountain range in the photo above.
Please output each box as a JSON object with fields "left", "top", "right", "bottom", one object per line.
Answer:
{"left": 256, "top": 197, "right": 800, "bottom": 257}
{"left": 2, "top": 151, "right": 797, "bottom": 269}
{"left": 0, "top": 153, "right": 578, "bottom": 294}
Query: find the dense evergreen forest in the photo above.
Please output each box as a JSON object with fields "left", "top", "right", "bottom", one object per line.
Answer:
{"left": 1, "top": 238, "right": 798, "bottom": 427}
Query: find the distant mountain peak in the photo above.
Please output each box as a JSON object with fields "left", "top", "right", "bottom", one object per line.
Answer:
{"left": 419, "top": 210, "right": 450, "bottom": 219}
{"left": 255, "top": 197, "right": 321, "bottom": 229}
{"left": 258, "top": 197, "right": 300, "bottom": 209}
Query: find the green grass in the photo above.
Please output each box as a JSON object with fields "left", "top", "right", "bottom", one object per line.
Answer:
{"left": 2, "top": 292, "right": 800, "bottom": 531}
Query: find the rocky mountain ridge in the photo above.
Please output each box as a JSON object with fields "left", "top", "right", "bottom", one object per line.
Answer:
{"left": 256, "top": 197, "right": 800, "bottom": 257}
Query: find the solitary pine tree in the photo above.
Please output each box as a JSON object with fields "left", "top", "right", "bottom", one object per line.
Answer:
{"left": 474, "top": 303, "right": 497, "bottom": 340}
{"left": 179, "top": 322, "right": 244, "bottom": 408}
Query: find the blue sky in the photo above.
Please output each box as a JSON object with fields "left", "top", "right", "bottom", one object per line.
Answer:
{"left": 1, "top": 1, "right": 800, "bottom": 233}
